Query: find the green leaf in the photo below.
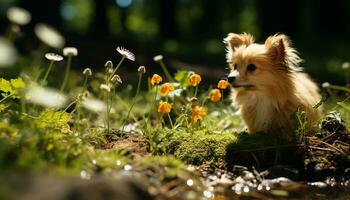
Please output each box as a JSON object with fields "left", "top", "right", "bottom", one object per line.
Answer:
{"left": 0, "top": 78, "right": 13, "bottom": 95}
{"left": 0, "top": 122, "right": 18, "bottom": 139}
{"left": 174, "top": 70, "right": 193, "bottom": 89}
{"left": 35, "top": 109, "right": 71, "bottom": 130}
{"left": 0, "top": 104, "right": 8, "bottom": 112}
{"left": 329, "top": 85, "right": 350, "bottom": 93}
{"left": 337, "top": 102, "right": 350, "bottom": 112}
{"left": 0, "top": 78, "right": 25, "bottom": 99}
{"left": 10, "top": 78, "right": 25, "bottom": 90}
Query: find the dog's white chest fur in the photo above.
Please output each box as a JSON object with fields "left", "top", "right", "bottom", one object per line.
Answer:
{"left": 238, "top": 92, "right": 276, "bottom": 133}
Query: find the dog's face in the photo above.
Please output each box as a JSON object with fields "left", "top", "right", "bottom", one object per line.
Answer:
{"left": 224, "top": 33, "right": 296, "bottom": 94}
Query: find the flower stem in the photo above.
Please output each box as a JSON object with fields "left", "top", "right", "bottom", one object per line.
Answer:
{"left": 63, "top": 100, "right": 77, "bottom": 112}
{"left": 0, "top": 94, "right": 14, "bottom": 103}
{"left": 167, "top": 113, "right": 174, "bottom": 129}
{"left": 147, "top": 85, "right": 158, "bottom": 124}
{"left": 20, "top": 92, "right": 26, "bottom": 114}
{"left": 106, "top": 92, "right": 110, "bottom": 133}
{"left": 82, "top": 75, "right": 89, "bottom": 92}
{"left": 159, "top": 60, "right": 174, "bottom": 82}
{"left": 122, "top": 73, "right": 142, "bottom": 130}
{"left": 61, "top": 55, "right": 72, "bottom": 92}
{"left": 108, "top": 56, "right": 125, "bottom": 81}
{"left": 221, "top": 89, "right": 224, "bottom": 103}
{"left": 194, "top": 86, "right": 198, "bottom": 97}
{"left": 41, "top": 60, "right": 54, "bottom": 86}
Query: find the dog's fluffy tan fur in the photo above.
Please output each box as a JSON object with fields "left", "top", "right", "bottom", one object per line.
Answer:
{"left": 224, "top": 33, "right": 322, "bottom": 139}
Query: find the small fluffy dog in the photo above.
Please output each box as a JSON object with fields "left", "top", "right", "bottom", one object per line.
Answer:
{"left": 224, "top": 33, "right": 321, "bottom": 139}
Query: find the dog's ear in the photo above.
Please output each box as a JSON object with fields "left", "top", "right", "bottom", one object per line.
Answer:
{"left": 265, "top": 34, "right": 291, "bottom": 62}
{"left": 224, "top": 33, "right": 254, "bottom": 51}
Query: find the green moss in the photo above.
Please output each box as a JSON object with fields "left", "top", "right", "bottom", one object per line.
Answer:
{"left": 155, "top": 128, "right": 301, "bottom": 169}
{"left": 157, "top": 128, "right": 237, "bottom": 165}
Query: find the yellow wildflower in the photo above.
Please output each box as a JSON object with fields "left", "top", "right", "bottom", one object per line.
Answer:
{"left": 217, "top": 80, "right": 229, "bottom": 90}
{"left": 191, "top": 106, "right": 206, "bottom": 122}
{"left": 188, "top": 73, "right": 201, "bottom": 87}
{"left": 160, "top": 82, "right": 174, "bottom": 96}
{"left": 210, "top": 89, "right": 222, "bottom": 102}
{"left": 151, "top": 74, "right": 162, "bottom": 85}
{"left": 157, "top": 101, "right": 172, "bottom": 114}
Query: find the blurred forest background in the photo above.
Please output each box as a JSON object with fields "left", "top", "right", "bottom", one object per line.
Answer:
{"left": 1, "top": 0, "right": 350, "bottom": 84}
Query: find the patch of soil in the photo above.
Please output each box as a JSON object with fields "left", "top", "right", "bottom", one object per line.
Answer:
{"left": 103, "top": 129, "right": 150, "bottom": 157}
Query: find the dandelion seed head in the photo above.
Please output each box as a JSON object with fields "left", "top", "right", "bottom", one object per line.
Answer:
{"left": 153, "top": 55, "right": 163, "bottom": 62}
{"left": 100, "top": 84, "right": 111, "bottom": 93}
{"left": 0, "top": 37, "right": 17, "bottom": 68}
{"left": 45, "top": 53, "right": 63, "bottom": 62}
{"left": 6, "top": 7, "right": 31, "bottom": 25}
{"left": 35, "top": 23, "right": 65, "bottom": 49}
{"left": 83, "top": 68, "right": 92, "bottom": 76}
{"left": 63, "top": 47, "right": 78, "bottom": 56}
{"left": 137, "top": 65, "right": 146, "bottom": 74}
{"left": 105, "top": 60, "right": 113, "bottom": 68}
{"left": 111, "top": 74, "right": 122, "bottom": 85}
{"left": 116, "top": 46, "right": 135, "bottom": 61}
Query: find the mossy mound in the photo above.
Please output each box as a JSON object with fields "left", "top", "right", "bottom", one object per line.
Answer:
{"left": 156, "top": 128, "right": 237, "bottom": 166}
{"left": 156, "top": 128, "right": 300, "bottom": 170}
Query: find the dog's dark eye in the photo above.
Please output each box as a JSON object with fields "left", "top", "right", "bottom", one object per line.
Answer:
{"left": 247, "top": 64, "right": 256, "bottom": 72}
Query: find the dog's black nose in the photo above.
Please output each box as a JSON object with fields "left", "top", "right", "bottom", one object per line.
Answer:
{"left": 227, "top": 75, "right": 235, "bottom": 83}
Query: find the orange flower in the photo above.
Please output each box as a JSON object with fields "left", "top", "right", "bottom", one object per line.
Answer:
{"left": 188, "top": 73, "right": 201, "bottom": 87}
{"left": 210, "top": 89, "right": 222, "bottom": 102}
{"left": 160, "top": 83, "right": 174, "bottom": 96}
{"left": 151, "top": 74, "right": 162, "bottom": 85}
{"left": 217, "top": 80, "right": 229, "bottom": 90}
{"left": 191, "top": 106, "right": 206, "bottom": 122}
{"left": 157, "top": 101, "right": 172, "bottom": 114}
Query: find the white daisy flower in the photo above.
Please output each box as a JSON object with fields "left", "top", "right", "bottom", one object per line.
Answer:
{"left": 63, "top": 47, "right": 78, "bottom": 56}
{"left": 153, "top": 55, "right": 163, "bottom": 62}
{"left": 25, "top": 86, "right": 67, "bottom": 108}
{"left": 116, "top": 46, "right": 135, "bottom": 61}
{"left": 35, "top": 23, "right": 65, "bottom": 49}
{"left": 342, "top": 62, "right": 349, "bottom": 70}
{"left": 0, "top": 37, "right": 17, "bottom": 68}
{"left": 45, "top": 53, "right": 63, "bottom": 62}
{"left": 6, "top": 7, "right": 31, "bottom": 25}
